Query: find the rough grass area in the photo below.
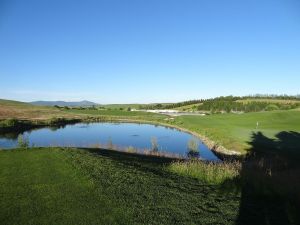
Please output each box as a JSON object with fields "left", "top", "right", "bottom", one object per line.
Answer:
{"left": 0, "top": 148, "right": 241, "bottom": 225}
{"left": 0, "top": 99, "right": 70, "bottom": 120}
{"left": 167, "top": 160, "right": 241, "bottom": 185}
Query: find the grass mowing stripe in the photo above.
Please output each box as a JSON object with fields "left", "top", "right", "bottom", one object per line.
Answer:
{"left": 0, "top": 148, "right": 129, "bottom": 225}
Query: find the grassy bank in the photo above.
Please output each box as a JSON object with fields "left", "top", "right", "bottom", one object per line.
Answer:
{"left": 0, "top": 148, "right": 241, "bottom": 225}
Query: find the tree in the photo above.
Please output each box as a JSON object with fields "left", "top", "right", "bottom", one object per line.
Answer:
{"left": 107, "top": 137, "right": 113, "bottom": 149}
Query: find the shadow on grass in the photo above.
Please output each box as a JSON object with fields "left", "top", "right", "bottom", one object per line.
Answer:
{"left": 236, "top": 131, "right": 300, "bottom": 225}
{"left": 81, "top": 132, "right": 300, "bottom": 225}
{"left": 82, "top": 148, "right": 184, "bottom": 179}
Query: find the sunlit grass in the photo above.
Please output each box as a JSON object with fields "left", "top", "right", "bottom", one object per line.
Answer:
{"left": 167, "top": 160, "right": 241, "bottom": 185}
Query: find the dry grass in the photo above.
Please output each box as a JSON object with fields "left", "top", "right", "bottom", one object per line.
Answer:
{"left": 0, "top": 99, "right": 77, "bottom": 120}
{"left": 167, "top": 160, "right": 241, "bottom": 184}
{"left": 88, "top": 142, "right": 182, "bottom": 159}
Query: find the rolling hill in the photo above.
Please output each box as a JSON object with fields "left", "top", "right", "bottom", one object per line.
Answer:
{"left": 30, "top": 100, "right": 98, "bottom": 107}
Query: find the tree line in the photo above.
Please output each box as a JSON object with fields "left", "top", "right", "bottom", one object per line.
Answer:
{"left": 139, "top": 95, "right": 300, "bottom": 113}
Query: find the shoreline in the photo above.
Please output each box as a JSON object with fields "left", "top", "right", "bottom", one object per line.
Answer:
{"left": 0, "top": 116, "right": 243, "bottom": 159}
{"left": 102, "top": 118, "right": 243, "bottom": 160}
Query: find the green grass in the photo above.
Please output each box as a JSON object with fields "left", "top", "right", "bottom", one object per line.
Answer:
{"left": 0, "top": 148, "right": 127, "bottom": 225}
{"left": 174, "top": 110, "right": 300, "bottom": 154}
{"left": 0, "top": 99, "right": 32, "bottom": 106}
{"left": 0, "top": 148, "right": 241, "bottom": 225}
{"left": 101, "top": 103, "right": 149, "bottom": 109}
{"left": 64, "top": 108, "right": 168, "bottom": 121}
{"left": 2, "top": 148, "right": 298, "bottom": 225}
{"left": 173, "top": 103, "right": 203, "bottom": 111}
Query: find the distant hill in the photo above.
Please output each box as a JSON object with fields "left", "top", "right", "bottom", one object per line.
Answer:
{"left": 30, "top": 100, "right": 98, "bottom": 107}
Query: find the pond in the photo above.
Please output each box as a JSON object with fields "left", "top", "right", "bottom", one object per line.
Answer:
{"left": 0, "top": 122, "right": 219, "bottom": 161}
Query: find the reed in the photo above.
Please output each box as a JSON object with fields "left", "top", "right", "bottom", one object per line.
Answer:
{"left": 167, "top": 160, "right": 241, "bottom": 185}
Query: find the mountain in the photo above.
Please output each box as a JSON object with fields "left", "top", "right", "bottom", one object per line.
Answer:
{"left": 30, "top": 100, "right": 98, "bottom": 107}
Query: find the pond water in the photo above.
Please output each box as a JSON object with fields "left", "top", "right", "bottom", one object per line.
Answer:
{"left": 0, "top": 122, "right": 219, "bottom": 161}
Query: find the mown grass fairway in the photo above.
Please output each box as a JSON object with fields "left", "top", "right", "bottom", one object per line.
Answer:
{"left": 175, "top": 110, "right": 300, "bottom": 153}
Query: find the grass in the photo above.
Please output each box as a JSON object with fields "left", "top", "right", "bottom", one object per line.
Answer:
{"left": 0, "top": 148, "right": 241, "bottom": 225}
{"left": 64, "top": 108, "right": 167, "bottom": 119}
{"left": 1, "top": 147, "right": 298, "bottom": 224}
{"left": 0, "top": 148, "right": 127, "bottom": 225}
{"left": 167, "top": 160, "right": 241, "bottom": 185}
{"left": 174, "top": 110, "right": 300, "bottom": 154}
{"left": 173, "top": 103, "right": 203, "bottom": 111}
{"left": 0, "top": 99, "right": 71, "bottom": 120}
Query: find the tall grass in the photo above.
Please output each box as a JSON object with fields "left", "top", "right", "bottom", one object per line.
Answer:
{"left": 89, "top": 142, "right": 182, "bottom": 159}
{"left": 167, "top": 160, "right": 241, "bottom": 185}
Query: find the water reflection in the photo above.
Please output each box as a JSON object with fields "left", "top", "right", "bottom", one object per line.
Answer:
{"left": 0, "top": 122, "right": 219, "bottom": 161}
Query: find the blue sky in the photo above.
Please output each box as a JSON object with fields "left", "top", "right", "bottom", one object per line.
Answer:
{"left": 0, "top": 0, "right": 299, "bottom": 103}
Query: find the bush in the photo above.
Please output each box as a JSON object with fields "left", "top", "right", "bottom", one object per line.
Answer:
{"left": 187, "top": 138, "right": 199, "bottom": 153}
{"left": 265, "top": 104, "right": 279, "bottom": 111}
{"left": 151, "top": 137, "right": 159, "bottom": 152}
{"left": 0, "top": 118, "right": 19, "bottom": 127}
{"left": 17, "top": 134, "right": 29, "bottom": 148}
{"left": 49, "top": 117, "right": 67, "bottom": 125}
{"left": 107, "top": 137, "right": 113, "bottom": 150}
{"left": 126, "top": 146, "right": 137, "bottom": 153}
{"left": 187, "top": 138, "right": 199, "bottom": 158}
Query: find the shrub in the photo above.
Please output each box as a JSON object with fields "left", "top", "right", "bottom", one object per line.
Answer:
{"left": 265, "top": 104, "right": 279, "bottom": 111}
{"left": 151, "top": 137, "right": 159, "bottom": 152}
{"left": 126, "top": 146, "right": 137, "bottom": 153}
{"left": 49, "top": 117, "right": 66, "bottom": 125}
{"left": 187, "top": 138, "right": 199, "bottom": 157}
{"left": 17, "top": 134, "right": 29, "bottom": 148}
{"left": 0, "top": 118, "right": 19, "bottom": 127}
{"left": 107, "top": 137, "right": 113, "bottom": 150}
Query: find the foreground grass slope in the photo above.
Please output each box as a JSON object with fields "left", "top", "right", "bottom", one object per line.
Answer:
{"left": 0, "top": 148, "right": 241, "bottom": 225}
{"left": 2, "top": 148, "right": 298, "bottom": 225}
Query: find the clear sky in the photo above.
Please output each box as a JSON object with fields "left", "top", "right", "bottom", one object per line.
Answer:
{"left": 0, "top": 0, "right": 300, "bottom": 103}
